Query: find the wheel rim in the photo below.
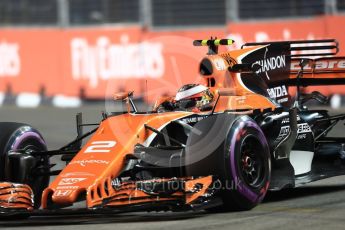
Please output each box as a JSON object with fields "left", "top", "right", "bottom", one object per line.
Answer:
{"left": 239, "top": 135, "right": 266, "bottom": 189}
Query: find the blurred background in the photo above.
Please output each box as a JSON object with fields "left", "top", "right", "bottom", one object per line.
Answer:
{"left": 0, "top": 0, "right": 345, "bottom": 109}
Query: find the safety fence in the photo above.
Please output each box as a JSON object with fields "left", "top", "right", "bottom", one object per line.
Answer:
{"left": 2, "top": 0, "right": 345, "bottom": 27}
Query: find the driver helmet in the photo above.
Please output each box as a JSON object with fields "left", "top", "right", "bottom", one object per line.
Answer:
{"left": 175, "top": 84, "right": 214, "bottom": 110}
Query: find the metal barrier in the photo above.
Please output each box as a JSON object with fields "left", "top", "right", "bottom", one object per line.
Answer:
{"left": 151, "top": 0, "right": 226, "bottom": 27}
{"left": 0, "top": 0, "right": 58, "bottom": 26}
{"left": 68, "top": 0, "right": 140, "bottom": 25}
{"left": 236, "top": 0, "right": 325, "bottom": 20}
{"left": 0, "top": 0, "right": 345, "bottom": 27}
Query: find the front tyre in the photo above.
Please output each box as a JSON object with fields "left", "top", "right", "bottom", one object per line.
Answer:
{"left": 0, "top": 122, "right": 49, "bottom": 208}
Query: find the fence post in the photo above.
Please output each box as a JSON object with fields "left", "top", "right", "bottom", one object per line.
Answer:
{"left": 226, "top": 0, "right": 239, "bottom": 22}
{"left": 325, "top": 0, "right": 337, "bottom": 14}
{"left": 140, "top": 0, "right": 153, "bottom": 28}
{"left": 57, "top": 0, "right": 70, "bottom": 27}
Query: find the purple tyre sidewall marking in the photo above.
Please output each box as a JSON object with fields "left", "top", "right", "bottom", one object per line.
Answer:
{"left": 11, "top": 131, "right": 46, "bottom": 151}
{"left": 230, "top": 119, "right": 269, "bottom": 203}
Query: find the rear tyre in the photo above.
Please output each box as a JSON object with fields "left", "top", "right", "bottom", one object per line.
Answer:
{"left": 0, "top": 122, "right": 49, "bottom": 208}
{"left": 185, "top": 115, "right": 271, "bottom": 211}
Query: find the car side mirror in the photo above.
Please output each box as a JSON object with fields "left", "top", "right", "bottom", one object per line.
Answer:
{"left": 113, "top": 91, "right": 134, "bottom": 101}
{"left": 113, "top": 91, "right": 137, "bottom": 113}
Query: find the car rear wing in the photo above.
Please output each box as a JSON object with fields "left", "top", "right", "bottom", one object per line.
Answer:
{"left": 240, "top": 39, "right": 345, "bottom": 86}
{"left": 242, "top": 39, "right": 339, "bottom": 57}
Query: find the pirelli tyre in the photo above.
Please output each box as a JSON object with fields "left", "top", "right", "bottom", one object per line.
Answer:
{"left": 185, "top": 114, "right": 271, "bottom": 211}
{"left": 0, "top": 122, "right": 49, "bottom": 208}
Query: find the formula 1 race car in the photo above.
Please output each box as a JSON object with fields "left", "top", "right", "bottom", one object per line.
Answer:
{"left": 1, "top": 38, "right": 345, "bottom": 217}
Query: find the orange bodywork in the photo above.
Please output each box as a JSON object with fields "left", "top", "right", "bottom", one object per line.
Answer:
{"left": 0, "top": 182, "right": 34, "bottom": 211}
{"left": 40, "top": 44, "right": 278, "bottom": 209}
{"left": 199, "top": 47, "right": 277, "bottom": 112}
{"left": 42, "top": 112, "right": 193, "bottom": 208}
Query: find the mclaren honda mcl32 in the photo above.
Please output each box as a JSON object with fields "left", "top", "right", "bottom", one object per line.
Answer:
{"left": 1, "top": 38, "right": 345, "bottom": 217}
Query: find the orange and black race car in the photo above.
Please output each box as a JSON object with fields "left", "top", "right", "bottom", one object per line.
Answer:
{"left": 2, "top": 38, "right": 345, "bottom": 217}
